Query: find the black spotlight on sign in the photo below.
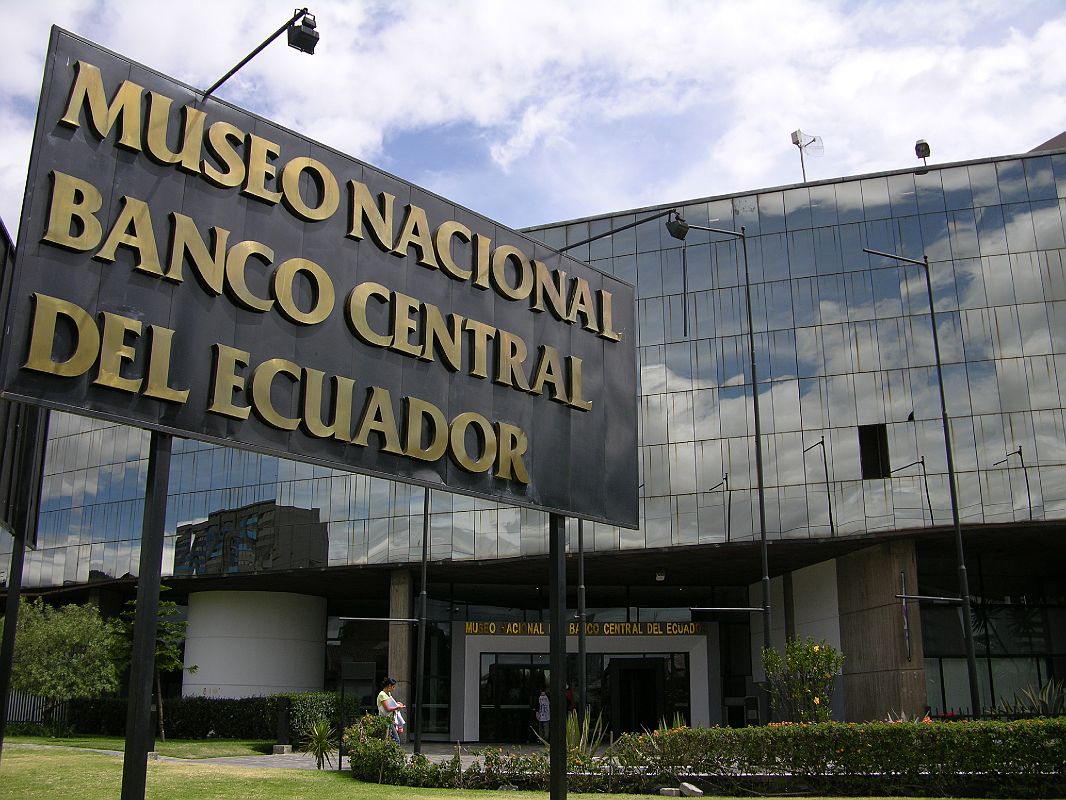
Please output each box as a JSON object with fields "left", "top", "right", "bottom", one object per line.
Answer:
{"left": 203, "top": 8, "right": 319, "bottom": 100}
{"left": 288, "top": 11, "right": 319, "bottom": 54}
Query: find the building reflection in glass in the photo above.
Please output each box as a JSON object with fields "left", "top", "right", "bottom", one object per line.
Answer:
{"left": 173, "top": 500, "right": 327, "bottom": 576}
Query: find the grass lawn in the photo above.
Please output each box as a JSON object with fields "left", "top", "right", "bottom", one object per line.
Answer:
{"left": 0, "top": 746, "right": 668, "bottom": 800}
{"left": 5, "top": 734, "right": 273, "bottom": 758}
{"left": 0, "top": 746, "right": 983, "bottom": 800}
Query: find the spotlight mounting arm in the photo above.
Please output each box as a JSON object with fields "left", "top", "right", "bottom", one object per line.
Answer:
{"left": 203, "top": 8, "right": 317, "bottom": 102}
{"left": 666, "top": 211, "right": 746, "bottom": 241}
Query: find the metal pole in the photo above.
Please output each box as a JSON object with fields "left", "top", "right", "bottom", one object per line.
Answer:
{"left": 0, "top": 528, "right": 26, "bottom": 765}
{"left": 414, "top": 488, "right": 430, "bottom": 754}
{"left": 804, "top": 437, "right": 835, "bottom": 537}
{"left": 739, "top": 228, "right": 772, "bottom": 720}
{"left": 577, "top": 519, "right": 587, "bottom": 727}
{"left": 1019, "top": 447, "right": 1032, "bottom": 521}
{"left": 337, "top": 681, "right": 345, "bottom": 772}
{"left": 203, "top": 8, "right": 310, "bottom": 100}
{"left": 919, "top": 256, "right": 981, "bottom": 718}
{"left": 0, "top": 402, "right": 47, "bottom": 765}
{"left": 725, "top": 473, "right": 731, "bottom": 542}
{"left": 820, "top": 439, "right": 834, "bottom": 536}
{"left": 890, "top": 457, "right": 934, "bottom": 526}
{"left": 866, "top": 246, "right": 982, "bottom": 715}
{"left": 548, "top": 513, "right": 568, "bottom": 800}
{"left": 558, "top": 208, "right": 676, "bottom": 253}
{"left": 920, "top": 457, "right": 934, "bottom": 526}
{"left": 120, "top": 432, "right": 172, "bottom": 800}
{"left": 994, "top": 447, "right": 1032, "bottom": 521}
{"left": 681, "top": 243, "right": 689, "bottom": 337}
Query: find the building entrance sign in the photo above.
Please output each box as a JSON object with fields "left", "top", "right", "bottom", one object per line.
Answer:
{"left": 0, "top": 29, "right": 638, "bottom": 527}
{"left": 465, "top": 621, "right": 705, "bottom": 636}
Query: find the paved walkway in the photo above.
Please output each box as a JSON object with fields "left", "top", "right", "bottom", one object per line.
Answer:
{"left": 160, "top": 742, "right": 494, "bottom": 771}
{"left": 7, "top": 741, "right": 533, "bottom": 772}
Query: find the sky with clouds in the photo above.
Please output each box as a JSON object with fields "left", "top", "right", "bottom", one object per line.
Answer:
{"left": 2, "top": 0, "right": 1065, "bottom": 238}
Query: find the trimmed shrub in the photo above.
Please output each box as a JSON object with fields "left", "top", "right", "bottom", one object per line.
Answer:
{"left": 279, "top": 691, "right": 363, "bottom": 740}
{"left": 67, "top": 697, "right": 128, "bottom": 735}
{"left": 64, "top": 691, "right": 360, "bottom": 740}
{"left": 344, "top": 718, "right": 1066, "bottom": 797}
{"left": 164, "top": 696, "right": 274, "bottom": 739}
{"left": 344, "top": 714, "right": 406, "bottom": 784}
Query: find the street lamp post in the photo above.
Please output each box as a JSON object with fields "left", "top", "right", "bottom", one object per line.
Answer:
{"left": 863, "top": 246, "right": 982, "bottom": 718}
{"left": 802, "top": 437, "right": 835, "bottom": 537}
{"left": 708, "top": 474, "right": 731, "bottom": 541}
{"left": 993, "top": 447, "right": 1032, "bottom": 521}
{"left": 889, "top": 457, "right": 935, "bottom": 527}
{"left": 414, "top": 488, "right": 431, "bottom": 754}
{"left": 667, "top": 212, "right": 772, "bottom": 721}
{"left": 555, "top": 206, "right": 681, "bottom": 738}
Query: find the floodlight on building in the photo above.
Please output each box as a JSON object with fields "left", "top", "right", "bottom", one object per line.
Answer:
{"left": 665, "top": 210, "right": 690, "bottom": 241}
{"left": 287, "top": 11, "right": 320, "bottom": 53}
{"left": 915, "top": 139, "right": 931, "bottom": 166}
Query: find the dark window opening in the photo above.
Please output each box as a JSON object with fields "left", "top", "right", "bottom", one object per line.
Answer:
{"left": 858, "top": 423, "right": 890, "bottom": 479}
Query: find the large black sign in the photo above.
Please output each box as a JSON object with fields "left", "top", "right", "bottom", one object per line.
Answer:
{"left": 0, "top": 29, "right": 638, "bottom": 527}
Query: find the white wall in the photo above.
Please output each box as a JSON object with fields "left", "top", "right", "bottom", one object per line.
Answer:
{"left": 182, "top": 590, "right": 326, "bottom": 698}
{"left": 750, "top": 561, "right": 841, "bottom": 680}
{"left": 455, "top": 627, "right": 711, "bottom": 742}
{"left": 791, "top": 560, "right": 841, "bottom": 648}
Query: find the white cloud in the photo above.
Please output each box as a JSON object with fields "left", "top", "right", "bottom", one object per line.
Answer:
{"left": 2, "top": 0, "right": 1065, "bottom": 236}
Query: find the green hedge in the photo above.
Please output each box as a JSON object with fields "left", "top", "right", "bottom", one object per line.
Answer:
{"left": 344, "top": 718, "right": 1066, "bottom": 797}
{"left": 605, "top": 719, "right": 1066, "bottom": 796}
{"left": 67, "top": 697, "right": 129, "bottom": 735}
{"left": 65, "top": 692, "right": 361, "bottom": 741}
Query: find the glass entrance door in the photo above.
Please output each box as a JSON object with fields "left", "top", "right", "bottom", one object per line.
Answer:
{"left": 606, "top": 657, "right": 665, "bottom": 737}
{"left": 480, "top": 661, "right": 549, "bottom": 743}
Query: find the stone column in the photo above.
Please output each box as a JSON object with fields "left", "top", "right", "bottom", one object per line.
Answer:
{"left": 836, "top": 540, "right": 926, "bottom": 721}
{"left": 388, "top": 570, "right": 414, "bottom": 704}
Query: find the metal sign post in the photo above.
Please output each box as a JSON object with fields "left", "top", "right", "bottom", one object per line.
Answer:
{"left": 120, "top": 432, "right": 172, "bottom": 800}
{"left": 548, "top": 513, "right": 568, "bottom": 800}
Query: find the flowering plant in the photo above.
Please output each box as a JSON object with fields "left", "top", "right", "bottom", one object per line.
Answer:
{"left": 761, "top": 636, "right": 844, "bottom": 723}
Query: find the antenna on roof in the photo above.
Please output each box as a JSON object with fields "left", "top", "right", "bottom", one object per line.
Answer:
{"left": 790, "top": 129, "right": 823, "bottom": 182}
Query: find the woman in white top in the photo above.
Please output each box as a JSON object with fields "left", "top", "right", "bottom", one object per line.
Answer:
{"left": 376, "top": 677, "right": 405, "bottom": 743}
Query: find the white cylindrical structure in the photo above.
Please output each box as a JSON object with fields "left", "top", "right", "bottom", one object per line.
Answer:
{"left": 182, "top": 590, "right": 326, "bottom": 697}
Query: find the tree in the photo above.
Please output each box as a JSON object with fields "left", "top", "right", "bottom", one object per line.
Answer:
{"left": 122, "top": 587, "right": 195, "bottom": 742}
{"left": 4, "top": 598, "right": 128, "bottom": 731}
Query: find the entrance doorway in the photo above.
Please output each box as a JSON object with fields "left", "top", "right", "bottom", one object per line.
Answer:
{"left": 480, "top": 662, "right": 549, "bottom": 743}
{"left": 606, "top": 657, "right": 665, "bottom": 737}
{"left": 477, "top": 651, "right": 688, "bottom": 742}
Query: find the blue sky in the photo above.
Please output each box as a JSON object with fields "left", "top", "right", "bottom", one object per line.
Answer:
{"left": 2, "top": 0, "right": 1065, "bottom": 237}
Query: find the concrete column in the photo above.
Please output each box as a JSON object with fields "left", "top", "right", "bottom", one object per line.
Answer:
{"left": 836, "top": 541, "right": 926, "bottom": 721}
{"left": 388, "top": 570, "right": 414, "bottom": 704}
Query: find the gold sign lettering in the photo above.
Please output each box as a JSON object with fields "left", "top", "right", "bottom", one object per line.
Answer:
{"left": 22, "top": 58, "right": 636, "bottom": 496}
{"left": 464, "top": 620, "right": 706, "bottom": 636}
{"left": 23, "top": 294, "right": 187, "bottom": 403}
{"left": 41, "top": 171, "right": 103, "bottom": 252}
{"left": 60, "top": 60, "right": 143, "bottom": 151}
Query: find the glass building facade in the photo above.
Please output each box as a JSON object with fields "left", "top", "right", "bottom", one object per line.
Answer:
{"left": 3, "top": 149, "right": 1065, "bottom": 720}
